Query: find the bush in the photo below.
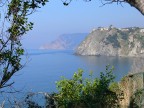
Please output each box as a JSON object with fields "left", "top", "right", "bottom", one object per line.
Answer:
{"left": 55, "top": 65, "right": 119, "bottom": 108}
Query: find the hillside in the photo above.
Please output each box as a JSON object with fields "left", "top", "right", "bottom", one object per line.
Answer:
{"left": 76, "top": 27, "right": 144, "bottom": 57}
{"left": 40, "top": 33, "right": 88, "bottom": 50}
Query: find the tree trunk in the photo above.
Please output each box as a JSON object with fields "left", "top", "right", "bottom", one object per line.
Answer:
{"left": 126, "top": 0, "right": 144, "bottom": 15}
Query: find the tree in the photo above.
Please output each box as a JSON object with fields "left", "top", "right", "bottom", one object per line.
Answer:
{"left": 0, "top": 0, "right": 48, "bottom": 89}
{"left": 126, "top": 0, "right": 144, "bottom": 15}
{"left": 63, "top": 0, "right": 144, "bottom": 15}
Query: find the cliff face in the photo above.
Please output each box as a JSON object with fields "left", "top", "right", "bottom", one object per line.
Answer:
{"left": 76, "top": 27, "right": 144, "bottom": 57}
{"left": 40, "top": 33, "right": 88, "bottom": 50}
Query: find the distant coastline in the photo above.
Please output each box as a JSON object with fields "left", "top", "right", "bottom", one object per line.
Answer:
{"left": 40, "top": 33, "right": 88, "bottom": 50}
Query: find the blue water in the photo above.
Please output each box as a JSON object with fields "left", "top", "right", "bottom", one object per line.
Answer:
{"left": 2, "top": 49, "right": 144, "bottom": 106}
{"left": 7, "top": 49, "right": 135, "bottom": 94}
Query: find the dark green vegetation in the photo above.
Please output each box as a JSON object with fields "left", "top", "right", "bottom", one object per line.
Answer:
{"left": 105, "top": 34, "right": 121, "bottom": 48}
{"left": 55, "top": 65, "right": 119, "bottom": 108}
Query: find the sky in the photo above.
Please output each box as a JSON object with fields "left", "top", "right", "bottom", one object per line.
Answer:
{"left": 22, "top": 0, "right": 144, "bottom": 49}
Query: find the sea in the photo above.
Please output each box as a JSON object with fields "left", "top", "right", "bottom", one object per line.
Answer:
{"left": 1, "top": 49, "right": 144, "bottom": 106}
{"left": 12, "top": 49, "right": 141, "bottom": 92}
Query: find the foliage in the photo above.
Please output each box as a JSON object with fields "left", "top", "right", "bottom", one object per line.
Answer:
{"left": 55, "top": 65, "right": 119, "bottom": 108}
{"left": 129, "top": 89, "right": 144, "bottom": 107}
{"left": 118, "top": 31, "right": 129, "bottom": 40}
{"left": 106, "top": 34, "right": 121, "bottom": 48}
{"left": 109, "top": 82, "right": 119, "bottom": 92}
{"left": 136, "top": 34, "right": 144, "bottom": 48}
{"left": 0, "top": 0, "right": 48, "bottom": 89}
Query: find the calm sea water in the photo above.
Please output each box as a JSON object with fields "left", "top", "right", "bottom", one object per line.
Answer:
{"left": 2, "top": 49, "right": 144, "bottom": 106}
{"left": 8, "top": 49, "right": 138, "bottom": 94}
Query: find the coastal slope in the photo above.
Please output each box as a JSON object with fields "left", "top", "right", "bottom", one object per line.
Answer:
{"left": 76, "top": 27, "right": 144, "bottom": 57}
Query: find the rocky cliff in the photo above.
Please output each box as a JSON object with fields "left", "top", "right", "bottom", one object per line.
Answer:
{"left": 40, "top": 33, "right": 88, "bottom": 50}
{"left": 76, "top": 27, "right": 144, "bottom": 57}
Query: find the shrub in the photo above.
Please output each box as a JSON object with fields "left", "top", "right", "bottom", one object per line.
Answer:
{"left": 55, "top": 65, "right": 119, "bottom": 108}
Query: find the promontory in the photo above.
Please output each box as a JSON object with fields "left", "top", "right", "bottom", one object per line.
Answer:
{"left": 76, "top": 26, "right": 144, "bottom": 57}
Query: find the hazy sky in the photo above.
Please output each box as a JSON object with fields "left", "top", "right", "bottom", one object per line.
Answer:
{"left": 22, "top": 0, "right": 144, "bottom": 49}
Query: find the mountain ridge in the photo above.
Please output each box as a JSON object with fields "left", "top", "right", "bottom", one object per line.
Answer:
{"left": 40, "top": 33, "right": 88, "bottom": 50}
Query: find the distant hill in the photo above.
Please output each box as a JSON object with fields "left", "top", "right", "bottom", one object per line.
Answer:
{"left": 40, "top": 33, "right": 88, "bottom": 50}
{"left": 76, "top": 27, "right": 144, "bottom": 57}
